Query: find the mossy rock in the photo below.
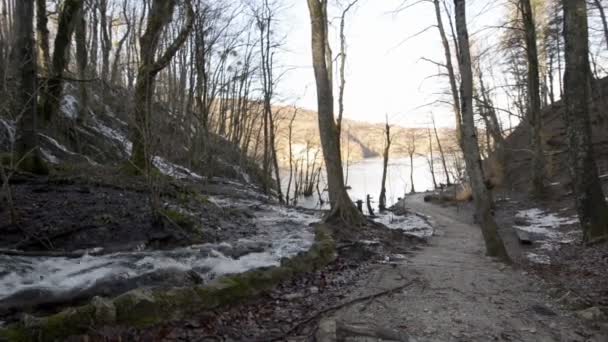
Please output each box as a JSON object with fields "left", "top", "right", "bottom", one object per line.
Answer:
{"left": 0, "top": 225, "right": 336, "bottom": 341}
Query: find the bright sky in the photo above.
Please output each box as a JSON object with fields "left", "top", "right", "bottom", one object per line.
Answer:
{"left": 276, "top": 0, "right": 505, "bottom": 128}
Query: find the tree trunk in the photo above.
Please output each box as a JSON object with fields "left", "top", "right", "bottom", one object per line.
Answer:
{"left": 454, "top": 0, "right": 510, "bottom": 261}
{"left": 14, "top": 0, "right": 47, "bottom": 174}
{"left": 409, "top": 152, "right": 415, "bottom": 193}
{"left": 75, "top": 6, "right": 88, "bottom": 123}
{"left": 378, "top": 117, "right": 391, "bottom": 212}
{"left": 39, "top": 0, "right": 84, "bottom": 123}
{"left": 562, "top": 0, "right": 608, "bottom": 243}
{"left": 35, "top": 0, "right": 50, "bottom": 74}
{"left": 432, "top": 115, "right": 451, "bottom": 185}
{"left": 307, "top": 0, "right": 364, "bottom": 226}
{"left": 129, "top": 0, "right": 194, "bottom": 171}
{"left": 433, "top": 0, "right": 462, "bottom": 148}
{"left": 99, "top": 0, "right": 111, "bottom": 83}
{"left": 427, "top": 128, "right": 438, "bottom": 189}
{"left": 520, "top": 0, "right": 546, "bottom": 197}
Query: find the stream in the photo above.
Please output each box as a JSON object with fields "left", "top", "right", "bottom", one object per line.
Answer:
{"left": 0, "top": 197, "right": 320, "bottom": 311}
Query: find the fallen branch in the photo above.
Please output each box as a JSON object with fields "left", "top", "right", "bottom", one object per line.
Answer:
{"left": 273, "top": 279, "right": 419, "bottom": 340}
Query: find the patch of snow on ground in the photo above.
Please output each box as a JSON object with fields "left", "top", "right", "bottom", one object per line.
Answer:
{"left": 515, "top": 208, "right": 579, "bottom": 264}
{"left": 89, "top": 112, "right": 133, "bottom": 154}
{"left": 0, "top": 118, "right": 15, "bottom": 145}
{"left": 39, "top": 133, "right": 77, "bottom": 155}
{"left": 514, "top": 208, "right": 578, "bottom": 238}
{"left": 0, "top": 199, "right": 318, "bottom": 302}
{"left": 60, "top": 95, "right": 79, "bottom": 119}
{"left": 153, "top": 156, "right": 202, "bottom": 180}
{"left": 39, "top": 148, "right": 59, "bottom": 164}
{"left": 373, "top": 212, "right": 433, "bottom": 238}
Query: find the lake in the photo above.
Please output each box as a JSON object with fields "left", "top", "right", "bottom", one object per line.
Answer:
{"left": 282, "top": 156, "right": 450, "bottom": 210}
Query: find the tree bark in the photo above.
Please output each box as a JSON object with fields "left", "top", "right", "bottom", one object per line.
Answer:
{"left": 75, "top": 6, "right": 88, "bottom": 123}
{"left": 39, "top": 0, "right": 84, "bottom": 123}
{"left": 562, "top": 0, "right": 608, "bottom": 243}
{"left": 307, "top": 0, "right": 364, "bottom": 226}
{"left": 129, "top": 0, "right": 194, "bottom": 171}
{"left": 593, "top": 0, "right": 608, "bottom": 50}
{"left": 433, "top": 0, "right": 462, "bottom": 148}
{"left": 14, "top": 0, "right": 47, "bottom": 174}
{"left": 454, "top": 0, "right": 510, "bottom": 261}
{"left": 378, "top": 117, "right": 391, "bottom": 212}
{"left": 432, "top": 115, "right": 451, "bottom": 185}
{"left": 35, "top": 0, "right": 50, "bottom": 74}
{"left": 520, "top": 0, "right": 546, "bottom": 197}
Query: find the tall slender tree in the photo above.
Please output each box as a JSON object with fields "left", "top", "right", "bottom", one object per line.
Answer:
{"left": 14, "top": 0, "right": 47, "bottom": 174}
{"left": 453, "top": 0, "right": 510, "bottom": 261}
{"left": 129, "top": 0, "right": 194, "bottom": 171}
{"left": 307, "top": 0, "right": 364, "bottom": 226}
{"left": 520, "top": 0, "right": 546, "bottom": 197}
{"left": 379, "top": 115, "right": 391, "bottom": 212}
{"left": 562, "top": 0, "right": 608, "bottom": 243}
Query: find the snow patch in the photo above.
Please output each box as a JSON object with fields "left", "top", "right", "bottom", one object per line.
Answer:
{"left": 373, "top": 212, "right": 433, "bottom": 238}
{"left": 514, "top": 208, "right": 578, "bottom": 239}
{"left": 39, "top": 148, "right": 59, "bottom": 164}
{"left": 153, "top": 156, "right": 202, "bottom": 180}
{"left": 0, "top": 118, "right": 15, "bottom": 145}
{"left": 60, "top": 95, "right": 79, "bottom": 120}
{"left": 89, "top": 112, "right": 133, "bottom": 155}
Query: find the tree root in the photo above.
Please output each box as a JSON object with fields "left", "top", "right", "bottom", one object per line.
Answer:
{"left": 272, "top": 279, "right": 419, "bottom": 340}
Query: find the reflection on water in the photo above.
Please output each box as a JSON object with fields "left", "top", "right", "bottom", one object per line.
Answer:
{"left": 282, "top": 156, "right": 449, "bottom": 210}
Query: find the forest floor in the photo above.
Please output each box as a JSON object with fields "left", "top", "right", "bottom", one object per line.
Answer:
{"left": 2, "top": 169, "right": 607, "bottom": 341}
{"left": 91, "top": 192, "right": 608, "bottom": 341}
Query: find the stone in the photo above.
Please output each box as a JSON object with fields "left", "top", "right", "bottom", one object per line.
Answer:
{"left": 316, "top": 318, "right": 337, "bottom": 342}
{"left": 575, "top": 307, "right": 606, "bottom": 321}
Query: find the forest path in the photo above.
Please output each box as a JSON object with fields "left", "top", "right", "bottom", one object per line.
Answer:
{"left": 314, "top": 194, "right": 606, "bottom": 342}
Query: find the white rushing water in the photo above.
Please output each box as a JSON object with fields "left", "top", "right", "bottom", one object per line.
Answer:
{"left": 0, "top": 198, "right": 319, "bottom": 301}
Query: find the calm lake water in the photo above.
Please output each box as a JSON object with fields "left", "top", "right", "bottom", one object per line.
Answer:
{"left": 282, "top": 156, "right": 449, "bottom": 210}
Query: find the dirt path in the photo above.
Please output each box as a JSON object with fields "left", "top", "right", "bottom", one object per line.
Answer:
{"left": 315, "top": 195, "right": 606, "bottom": 341}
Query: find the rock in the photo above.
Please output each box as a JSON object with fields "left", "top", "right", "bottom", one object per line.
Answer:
{"left": 309, "top": 286, "right": 319, "bottom": 294}
{"left": 316, "top": 318, "right": 337, "bottom": 342}
{"left": 575, "top": 307, "right": 606, "bottom": 321}
{"left": 283, "top": 292, "right": 305, "bottom": 300}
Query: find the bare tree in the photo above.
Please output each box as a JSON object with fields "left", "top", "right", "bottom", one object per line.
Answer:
{"left": 562, "top": 0, "right": 608, "bottom": 243}
{"left": 454, "top": 0, "right": 509, "bottom": 261}
{"left": 433, "top": 0, "right": 462, "bottom": 147}
{"left": 520, "top": 0, "right": 546, "bottom": 197}
{"left": 39, "top": 0, "right": 84, "bottom": 122}
{"left": 14, "top": 0, "right": 46, "bottom": 174}
{"left": 307, "top": 0, "right": 364, "bottom": 226}
{"left": 431, "top": 114, "right": 451, "bottom": 185}
{"left": 129, "top": 0, "right": 194, "bottom": 171}
{"left": 378, "top": 115, "right": 391, "bottom": 211}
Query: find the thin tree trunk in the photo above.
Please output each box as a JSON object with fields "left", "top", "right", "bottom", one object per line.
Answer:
{"left": 433, "top": 0, "right": 462, "bottom": 147}
{"left": 593, "top": 0, "right": 608, "bottom": 50}
{"left": 562, "top": 0, "right": 608, "bottom": 243}
{"left": 39, "top": 0, "right": 83, "bottom": 123}
{"left": 129, "top": 0, "right": 194, "bottom": 171}
{"left": 520, "top": 0, "right": 546, "bottom": 197}
{"left": 75, "top": 6, "right": 88, "bottom": 123}
{"left": 454, "top": 0, "right": 510, "bottom": 261}
{"left": 14, "top": 0, "right": 46, "bottom": 174}
{"left": 427, "top": 128, "right": 438, "bottom": 189}
{"left": 35, "top": 0, "right": 50, "bottom": 74}
{"left": 378, "top": 116, "right": 391, "bottom": 212}
{"left": 307, "top": 0, "right": 364, "bottom": 226}
{"left": 432, "top": 115, "right": 451, "bottom": 185}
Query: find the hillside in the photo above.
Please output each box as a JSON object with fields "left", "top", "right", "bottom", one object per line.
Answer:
{"left": 488, "top": 77, "right": 608, "bottom": 193}
{"left": 271, "top": 105, "right": 460, "bottom": 166}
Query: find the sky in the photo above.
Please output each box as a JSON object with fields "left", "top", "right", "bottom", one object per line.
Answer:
{"left": 275, "top": 0, "right": 505, "bottom": 128}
